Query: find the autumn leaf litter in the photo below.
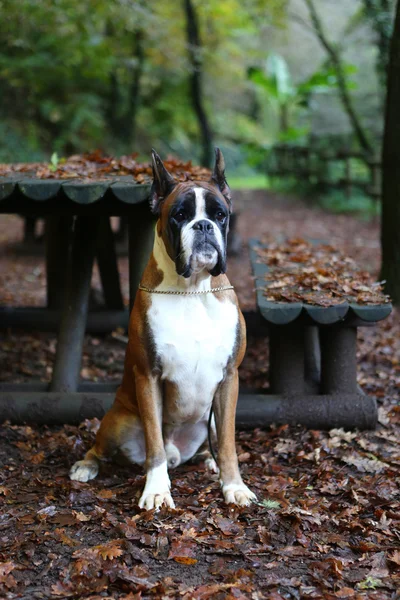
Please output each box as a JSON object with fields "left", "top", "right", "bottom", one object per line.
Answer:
{"left": 256, "top": 238, "right": 389, "bottom": 306}
{"left": 0, "top": 150, "right": 211, "bottom": 184}
{"left": 1, "top": 189, "right": 400, "bottom": 599}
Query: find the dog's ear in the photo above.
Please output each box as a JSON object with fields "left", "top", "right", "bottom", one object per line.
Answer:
{"left": 210, "top": 147, "right": 232, "bottom": 213}
{"left": 150, "top": 149, "right": 176, "bottom": 215}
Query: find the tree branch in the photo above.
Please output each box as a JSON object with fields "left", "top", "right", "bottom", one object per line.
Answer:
{"left": 128, "top": 30, "right": 145, "bottom": 145}
{"left": 303, "top": 0, "right": 372, "bottom": 154}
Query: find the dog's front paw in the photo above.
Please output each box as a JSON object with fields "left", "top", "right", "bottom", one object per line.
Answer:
{"left": 70, "top": 460, "right": 99, "bottom": 482}
{"left": 138, "top": 491, "right": 175, "bottom": 511}
{"left": 222, "top": 482, "right": 257, "bottom": 506}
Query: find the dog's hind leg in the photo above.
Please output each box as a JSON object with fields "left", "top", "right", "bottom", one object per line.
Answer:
{"left": 193, "top": 416, "right": 219, "bottom": 474}
{"left": 70, "top": 402, "right": 144, "bottom": 482}
{"left": 196, "top": 445, "right": 219, "bottom": 474}
{"left": 70, "top": 446, "right": 102, "bottom": 482}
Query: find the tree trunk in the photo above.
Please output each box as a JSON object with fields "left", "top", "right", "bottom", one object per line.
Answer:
{"left": 127, "top": 30, "right": 144, "bottom": 145}
{"left": 380, "top": 0, "right": 400, "bottom": 304}
{"left": 105, "top": 20, "right": 125, "bottom": 142}
{"left": 183, "top": 0, "right": 213, "bottom": 168}
{"left": 304, "top": 0, "right": 372, "bottom": 155}
{"left": 105, "top": 24, "right": 144, "bottom": 145}
{"left": 106, "top": 70, "right": 124, "bottom": 141}
{"left": 363, "top": 0, "right": 394, "bottom": 89}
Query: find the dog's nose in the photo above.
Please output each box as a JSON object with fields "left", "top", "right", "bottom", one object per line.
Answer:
{"left": 192, "top": 219, "right": 213, "bottom": 233}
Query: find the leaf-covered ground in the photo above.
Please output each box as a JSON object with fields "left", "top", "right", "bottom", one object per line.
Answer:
{"left": 1, "top": 191, "right": 400, "bottom": 598}
{"left": 1, "top": 413, "right": 400, "bottom": 599}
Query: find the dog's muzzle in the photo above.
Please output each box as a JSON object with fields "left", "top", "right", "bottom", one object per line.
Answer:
{"left": 191, "top": 224, "right": 225, "bottom": 277}
{"left": 176, "top": 218, "right": 227, "bottom": 278}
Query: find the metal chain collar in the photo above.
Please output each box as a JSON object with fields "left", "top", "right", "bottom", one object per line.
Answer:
{"left": 138, "top": 284, "right": 234, "bottom": 295}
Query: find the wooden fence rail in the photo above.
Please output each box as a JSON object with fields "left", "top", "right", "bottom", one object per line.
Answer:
{"left": 267, "top": 144, "right": 382, "bottom": 201}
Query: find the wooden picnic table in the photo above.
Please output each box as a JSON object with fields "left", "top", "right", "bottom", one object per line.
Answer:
{"left": 0, "top": 174, "right": 154, "bottom": 420}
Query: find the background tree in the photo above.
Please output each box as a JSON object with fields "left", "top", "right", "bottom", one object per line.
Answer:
{"left": 183, "top": 0, "right": 213, "bottom": 167}
{"left": 380, "top": 0, "right": 400, "bottom": 304}
{"left": 362, "top": 0, "right": 395, "bottom": 88}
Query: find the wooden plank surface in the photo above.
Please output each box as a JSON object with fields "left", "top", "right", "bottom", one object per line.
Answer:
{"left": 0, "top": 178, "right": 19, "bottom": 200}
{"left": 0, "top": 175, "right": 151, "bottom": 214}
{"left": 249, "top": 238, "right": 392, "bottom": 326}
{"left": 111, "top": 181, "right": 150, "bottom": 204}
{"left": 249, "top": 239, "right": 303, "bottom": 325}
{"left": 61, "top": 181, "right": 110, "bottom": 204}
{"left": 18, "top": 178, "right": 62, "bottom": 201}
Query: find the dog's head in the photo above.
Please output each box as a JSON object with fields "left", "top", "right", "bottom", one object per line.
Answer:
{"left": 149, "top": 148, "right": 232, "bottom": 278}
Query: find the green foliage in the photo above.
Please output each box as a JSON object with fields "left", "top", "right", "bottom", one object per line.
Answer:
{"left": 0, "top": 0, "right": 116, "bottom": 156}
{"left": 319, "top": 189, "right": 380, "bottom": 219}
{"left": 0, "top": 0, "right": 387, "bottom": 172}
{"left": 49, "top": 152, "right": 60, "bottom": 172}
{"left": 0, "top": 0, "right": 287, "bottom": 162}
{"left": 250, "top": 54, "right": 294, "bottom": 101}
{"left": 267, "top": 169, "right": 379, "bottom": 220}
{"left": 267, "top": 174, "right": 316, "bottom": 198}
{"left": 248, "top": 54, "right": 352, "bottom": 143}
{"left": 228, "top": 174, "right": 269, "bottom": 189}
{"left": 0, "top": 120, "right": 46, "bottom": 162}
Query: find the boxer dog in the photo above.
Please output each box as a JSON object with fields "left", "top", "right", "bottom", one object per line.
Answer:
{"left": 70, "top": 148, "right": 256, "bottom": 510}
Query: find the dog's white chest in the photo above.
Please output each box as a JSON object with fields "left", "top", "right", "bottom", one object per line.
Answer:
{"left": 147, "top": 295, "right": 238, "bottom": 416}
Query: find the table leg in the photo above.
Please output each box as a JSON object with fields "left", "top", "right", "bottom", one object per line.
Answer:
{"left": 304, "top": 326, "right": 321, "bottom": 386}
{"left": 24, "top": 216, "right": 37, "bottom": 244}
{"left": 269, "top": 325, "right": 305, "bottom": 394}
{"left": 96, "top": 216, "right": 124, "bottom": 310}
{"left": 320, "top": 327, "right": 358, "bottom": 394}
{"left": 128, "top": 205, "right": 155, "bottom": 312}
{"left": 50, "top": 217, "right": 97, "bottom": 392}
{"left": 46, "top": 216, "right": 73, "bottom": 309}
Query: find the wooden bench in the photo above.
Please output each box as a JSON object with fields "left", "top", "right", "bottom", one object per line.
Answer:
{"left": 245, "top": 238, "right": 392, "bottom": 431}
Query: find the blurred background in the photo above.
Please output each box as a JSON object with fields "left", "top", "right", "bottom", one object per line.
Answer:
{"left": 0, "top": 0, "right": 393, "bottom": 194}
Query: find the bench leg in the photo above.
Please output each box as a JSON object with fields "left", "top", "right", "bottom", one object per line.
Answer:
{"left": 304, "top": 326, "right": 321, "bottom": 385}
{"left": 24, "top": 216, "right": 37, "bottom": 244}
{"left": 45, "top": 216, "right": 73, "bottom": 309}
{"left": 96, "top": 216, "right": 124, "bottom": 310}
{"left": 128, "top": 206, "right": 155, "bottom": 312}
{"left": 50, "top": 217, "right": 97, "bottom": 393}
{"left": 320, "top": 327, "right": 358, "bottom": 394}
{"left": 269, "top": 326, "right": 304, "bottom": 394}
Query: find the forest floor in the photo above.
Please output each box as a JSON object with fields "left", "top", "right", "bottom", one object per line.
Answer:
{"left": 0, "top": 191, "right": 399, "bottom": 599}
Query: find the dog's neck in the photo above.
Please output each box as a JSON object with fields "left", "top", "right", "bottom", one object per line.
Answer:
{"left": 153, "top": 228, "right": 212, "bottom": 291}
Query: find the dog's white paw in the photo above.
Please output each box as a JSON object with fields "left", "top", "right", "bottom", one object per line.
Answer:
{"left": 139, "top": 462, "right": 174, "bottom": 511}
{"left": 222, "top": 482, "right": 257, "bottom": 506}
{"left": 70, "top": 460, "right": 99, "bottom": 482}
{"left": 138, "top": 491, "right": 175, "bottom": 511}
{"left": 205, "top": 457, "right": 219, "bottom": 474}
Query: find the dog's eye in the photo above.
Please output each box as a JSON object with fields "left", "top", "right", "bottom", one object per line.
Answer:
{"left": 174, "top": 211, "right": 186, "bottom": 223}
{"left": 216, "top": 211, "right": 226, "bottom": 223}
